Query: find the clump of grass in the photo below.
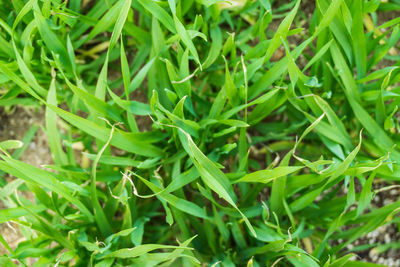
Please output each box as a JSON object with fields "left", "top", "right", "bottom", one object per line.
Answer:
{"left": 0, "top": 0, "right": 400, "bottom": 266}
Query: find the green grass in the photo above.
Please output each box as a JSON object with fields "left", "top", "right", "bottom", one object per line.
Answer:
{"left": 0, "top": 0, "right": 400, "bottom": 266}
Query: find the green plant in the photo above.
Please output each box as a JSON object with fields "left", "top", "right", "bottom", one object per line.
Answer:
{"left": 0, "top": 0, "right": 400, "bottom": 266}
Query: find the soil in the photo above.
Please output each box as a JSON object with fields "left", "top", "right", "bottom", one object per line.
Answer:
{"left": 0, "top": 106, "right": 52, "bottom": 167}
{"left": 0, "top": 106, "right": 52, "bottom": 255}
{"left": 341, "top": 180, "right": 400, "bottom": 267}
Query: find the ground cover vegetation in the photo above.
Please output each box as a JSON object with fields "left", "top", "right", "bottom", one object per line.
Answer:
{"left": 0, "top": 0, "right": 400, "bottom": 266}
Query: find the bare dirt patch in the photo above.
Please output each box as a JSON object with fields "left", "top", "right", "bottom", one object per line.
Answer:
{"left": 0, "top": 106, "right": 52, "bottom": 255}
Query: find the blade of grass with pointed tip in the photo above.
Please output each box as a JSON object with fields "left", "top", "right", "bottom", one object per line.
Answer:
{"left": 47, "top": 104, "right": 163, "bottom": 157}
{"left": 236, "top": 166, "right": 304, "bottom": 184}
{"left": 108, "top": 0, "right": 131, "bottom": 51}
{"left": 178, "top": 130, "right": 256, "bottom": 237}
{"left": 91, "top": 122, "right": 115, "bottom": 237}
{"left": 46, "top": 77, "right": 68, "bottom": 165}
{"left": 0, "top": 205, "right": 46, "bottom": 224}
{"left": 271, "top": 113, "right": 325, "bottom": 215}
{"left": 0, "top": 158, "right": 93, "bottom": 220}
{"left": 128, "top": 57, "right": 156, "bottom": 94}
{"left": 138, "top": 0, "right": 176, "bottom": 34}
{"left": 104, "top": 244, "right": 190, "bottom": 259}
{"left": 173, "top": 15, "right": 201, "bottom": 67}
{"left": 264, "top": 0, "right": 300, "bottom": 62}
{"left": 75, "top": 0, "right": 123, "bottom": 48}
{"left": 330, "top": 41, "right": 400, "bottom": 160}
{"left": 0, "top": 62, "right": 43, "bottom": 101}
{"left": 134, "top": 173, "right": 211, "bottom": 220}
{"left": 33, "top": 2, "right": 71, "bottom": 72}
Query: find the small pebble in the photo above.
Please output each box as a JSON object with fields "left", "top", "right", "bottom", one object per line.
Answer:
{"left": 29, "top": 142, "right": 36, "bottom": 149}
{"left": 384, "top": 199, "right": 393, "bottom": 205}
{"left": 384, "top": 233, "right": 391, "bottom": 244}
{"left": 369, "top": 248, "right": 378, "bottom": 258}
